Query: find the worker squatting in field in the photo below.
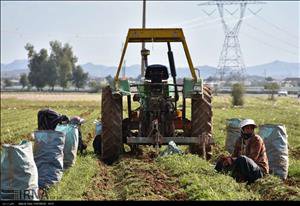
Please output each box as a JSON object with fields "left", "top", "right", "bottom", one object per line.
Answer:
{"left": 215, "top": 119, "right": 269, "bottom": 184}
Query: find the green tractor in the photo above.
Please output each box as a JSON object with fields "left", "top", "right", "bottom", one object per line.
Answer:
{"left": 100, "top": 28, "right": 213, "bottom": 164}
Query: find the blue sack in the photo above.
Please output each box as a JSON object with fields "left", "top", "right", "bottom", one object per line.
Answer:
{"left": 33, "top": 130, "right": 65, "bottom": 189}
{"left": 225, "top": 118, "right": 243, "bottom": 154}
{"left": 93, "top": 121, "right": 102, "bottom": 155}
{"left": 259, "top": 124, "right": 289, "bottom": 180}
{"left": 1, "top": 140, "right": 39, "bottom": 200}
{"left": 95, "top": 121, "right": 102, "bottom": 136}
{"left": 55, "top": 124, "right": 79, "bottom": 170}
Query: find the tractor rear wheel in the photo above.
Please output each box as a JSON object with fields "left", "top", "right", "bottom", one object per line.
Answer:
{"left": 101, "top": 86, "right": 123, "bottom": 165}
{"left": 190, "top": 86, "right": 213, "bottom": 159}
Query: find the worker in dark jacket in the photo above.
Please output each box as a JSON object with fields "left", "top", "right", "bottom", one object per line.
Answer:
{"left": 215, "top": 119, "right": 269, "bottom": 184}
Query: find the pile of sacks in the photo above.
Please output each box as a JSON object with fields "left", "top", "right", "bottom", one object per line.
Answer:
{"left": 1, "top": 109, "right": 84, "bottom": 201}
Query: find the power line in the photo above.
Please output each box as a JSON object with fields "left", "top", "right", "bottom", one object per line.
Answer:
{"left": 182, "top": 16, "right": 223, "bottom": 29}
{"left": 224, "top": 14, "right": 299, "bottom": 55}
{"left": 1, "top": 29, "right": 121, "bottom": 39}
{"left": 244, "top": 21, "right": 299, "bottom": 49}
{"left": 253, "top": 13, "right": 299, "bottom": 40}
{"left": 165, "top": 14, "right": 213, "bottom": 28}
{"left": 181, "top": 14, "right": 298, "bottom": 58}
{"left": 183, "top": 14, "right": 254, "bottom": 31}
{"left": 182, "top": 15, "right": 299, "bottom": 58}
{"left": 240, "top": 31, "right": 299, "bottom": 56}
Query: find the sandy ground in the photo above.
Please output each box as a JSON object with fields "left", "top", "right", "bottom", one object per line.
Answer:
{"left": 1, "top": 92, "right": 298, "bottom": 102}
{"left": 0, "top": 92, "right": 101, "bottom": 101}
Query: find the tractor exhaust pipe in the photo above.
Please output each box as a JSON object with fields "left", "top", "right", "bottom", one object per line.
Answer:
{"left": 167, "top": 42, "right": 179, "bottom": 102}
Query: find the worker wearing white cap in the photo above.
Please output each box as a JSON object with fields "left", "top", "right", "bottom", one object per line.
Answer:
{"left": 215, "top": 119, "right": 269, "bottom": 184}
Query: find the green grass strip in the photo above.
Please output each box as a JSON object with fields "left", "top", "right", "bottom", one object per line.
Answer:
{"left": 47, "top": 153, "right": 98, "bottom": 200}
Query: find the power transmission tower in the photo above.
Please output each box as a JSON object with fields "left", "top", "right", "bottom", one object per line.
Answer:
{"left": 199, "top": 1, "right": 265, "bottom": 82}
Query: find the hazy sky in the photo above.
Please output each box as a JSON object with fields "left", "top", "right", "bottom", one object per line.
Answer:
{"left": 1, "top": 1, "right": 299, "bottom": 67}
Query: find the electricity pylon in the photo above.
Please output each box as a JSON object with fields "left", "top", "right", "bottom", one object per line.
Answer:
{"left": 199, "top": 1, "right": 265, "bottom": 81}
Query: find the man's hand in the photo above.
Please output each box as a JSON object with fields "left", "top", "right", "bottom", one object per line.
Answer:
{"left": 223, "top": 156, "right": 233, "bottom": 167}
{"left": 215, "top": 155, "right": 235, "bottom": 172}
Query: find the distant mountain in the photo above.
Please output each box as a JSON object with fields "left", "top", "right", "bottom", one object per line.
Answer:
{"left": 80, "top": 64, "right": 218, "bottom": 79}
{"left": 1, "top": 59, "right": 28, "bottom": 71}
{"left": 80, "top": 63, "right": 112, "bottom": 77}
{"left": 176, "top": 65, "right": 218, "bottom": 78}
{"left": 246, "top": 60, "right": 300, "bottom": 79}
{"left": 1, "top": 60, "right": 29, "bottom": 78}
{"left": 1, "top": 59, "right": 299, "bottom": 79}
{"left": 80, "top": 61, "right": 299, "bottom": 79}
{"left": 81, "top": 63, "right": 141, "bottom": 78}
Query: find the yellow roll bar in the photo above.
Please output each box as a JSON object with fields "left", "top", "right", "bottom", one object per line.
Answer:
{"left": 115, "top": 28, "right": 197, "bottom": 82}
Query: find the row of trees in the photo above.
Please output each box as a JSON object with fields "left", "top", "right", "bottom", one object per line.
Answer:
{"left": 24, "top": 41, "right": 88, "bottom": 91}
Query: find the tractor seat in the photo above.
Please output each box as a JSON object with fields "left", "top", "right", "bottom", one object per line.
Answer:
{"left": 145, "top": 64, "right": 169, "bottom": 83}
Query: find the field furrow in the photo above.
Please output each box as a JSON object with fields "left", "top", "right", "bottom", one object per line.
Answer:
{"left": 1, "top": 92, "right": 299, "bottom": 200}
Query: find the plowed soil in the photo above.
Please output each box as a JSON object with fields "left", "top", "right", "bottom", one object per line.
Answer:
{"left": 83, "top": 149, "right": 187, "bottom": 200}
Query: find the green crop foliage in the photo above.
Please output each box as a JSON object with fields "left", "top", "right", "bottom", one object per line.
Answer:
{"left": 289, "top": 159, "right": 300, "bottom": 179}
{"left": 157, "top": 154, "right": 260, "bottom": 200}
{"left": 249, "top": 175, "right": 300, "bottom": 200}
{"left": 1, "top": 92, "right": 299, "bottom": 200}
{"left": 47, "top": 154, "right": 99, "bottom": 200}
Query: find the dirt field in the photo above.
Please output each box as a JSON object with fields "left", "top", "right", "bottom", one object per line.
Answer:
{"left": 0, "top": 92, "right": 101, "bottom": 102}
